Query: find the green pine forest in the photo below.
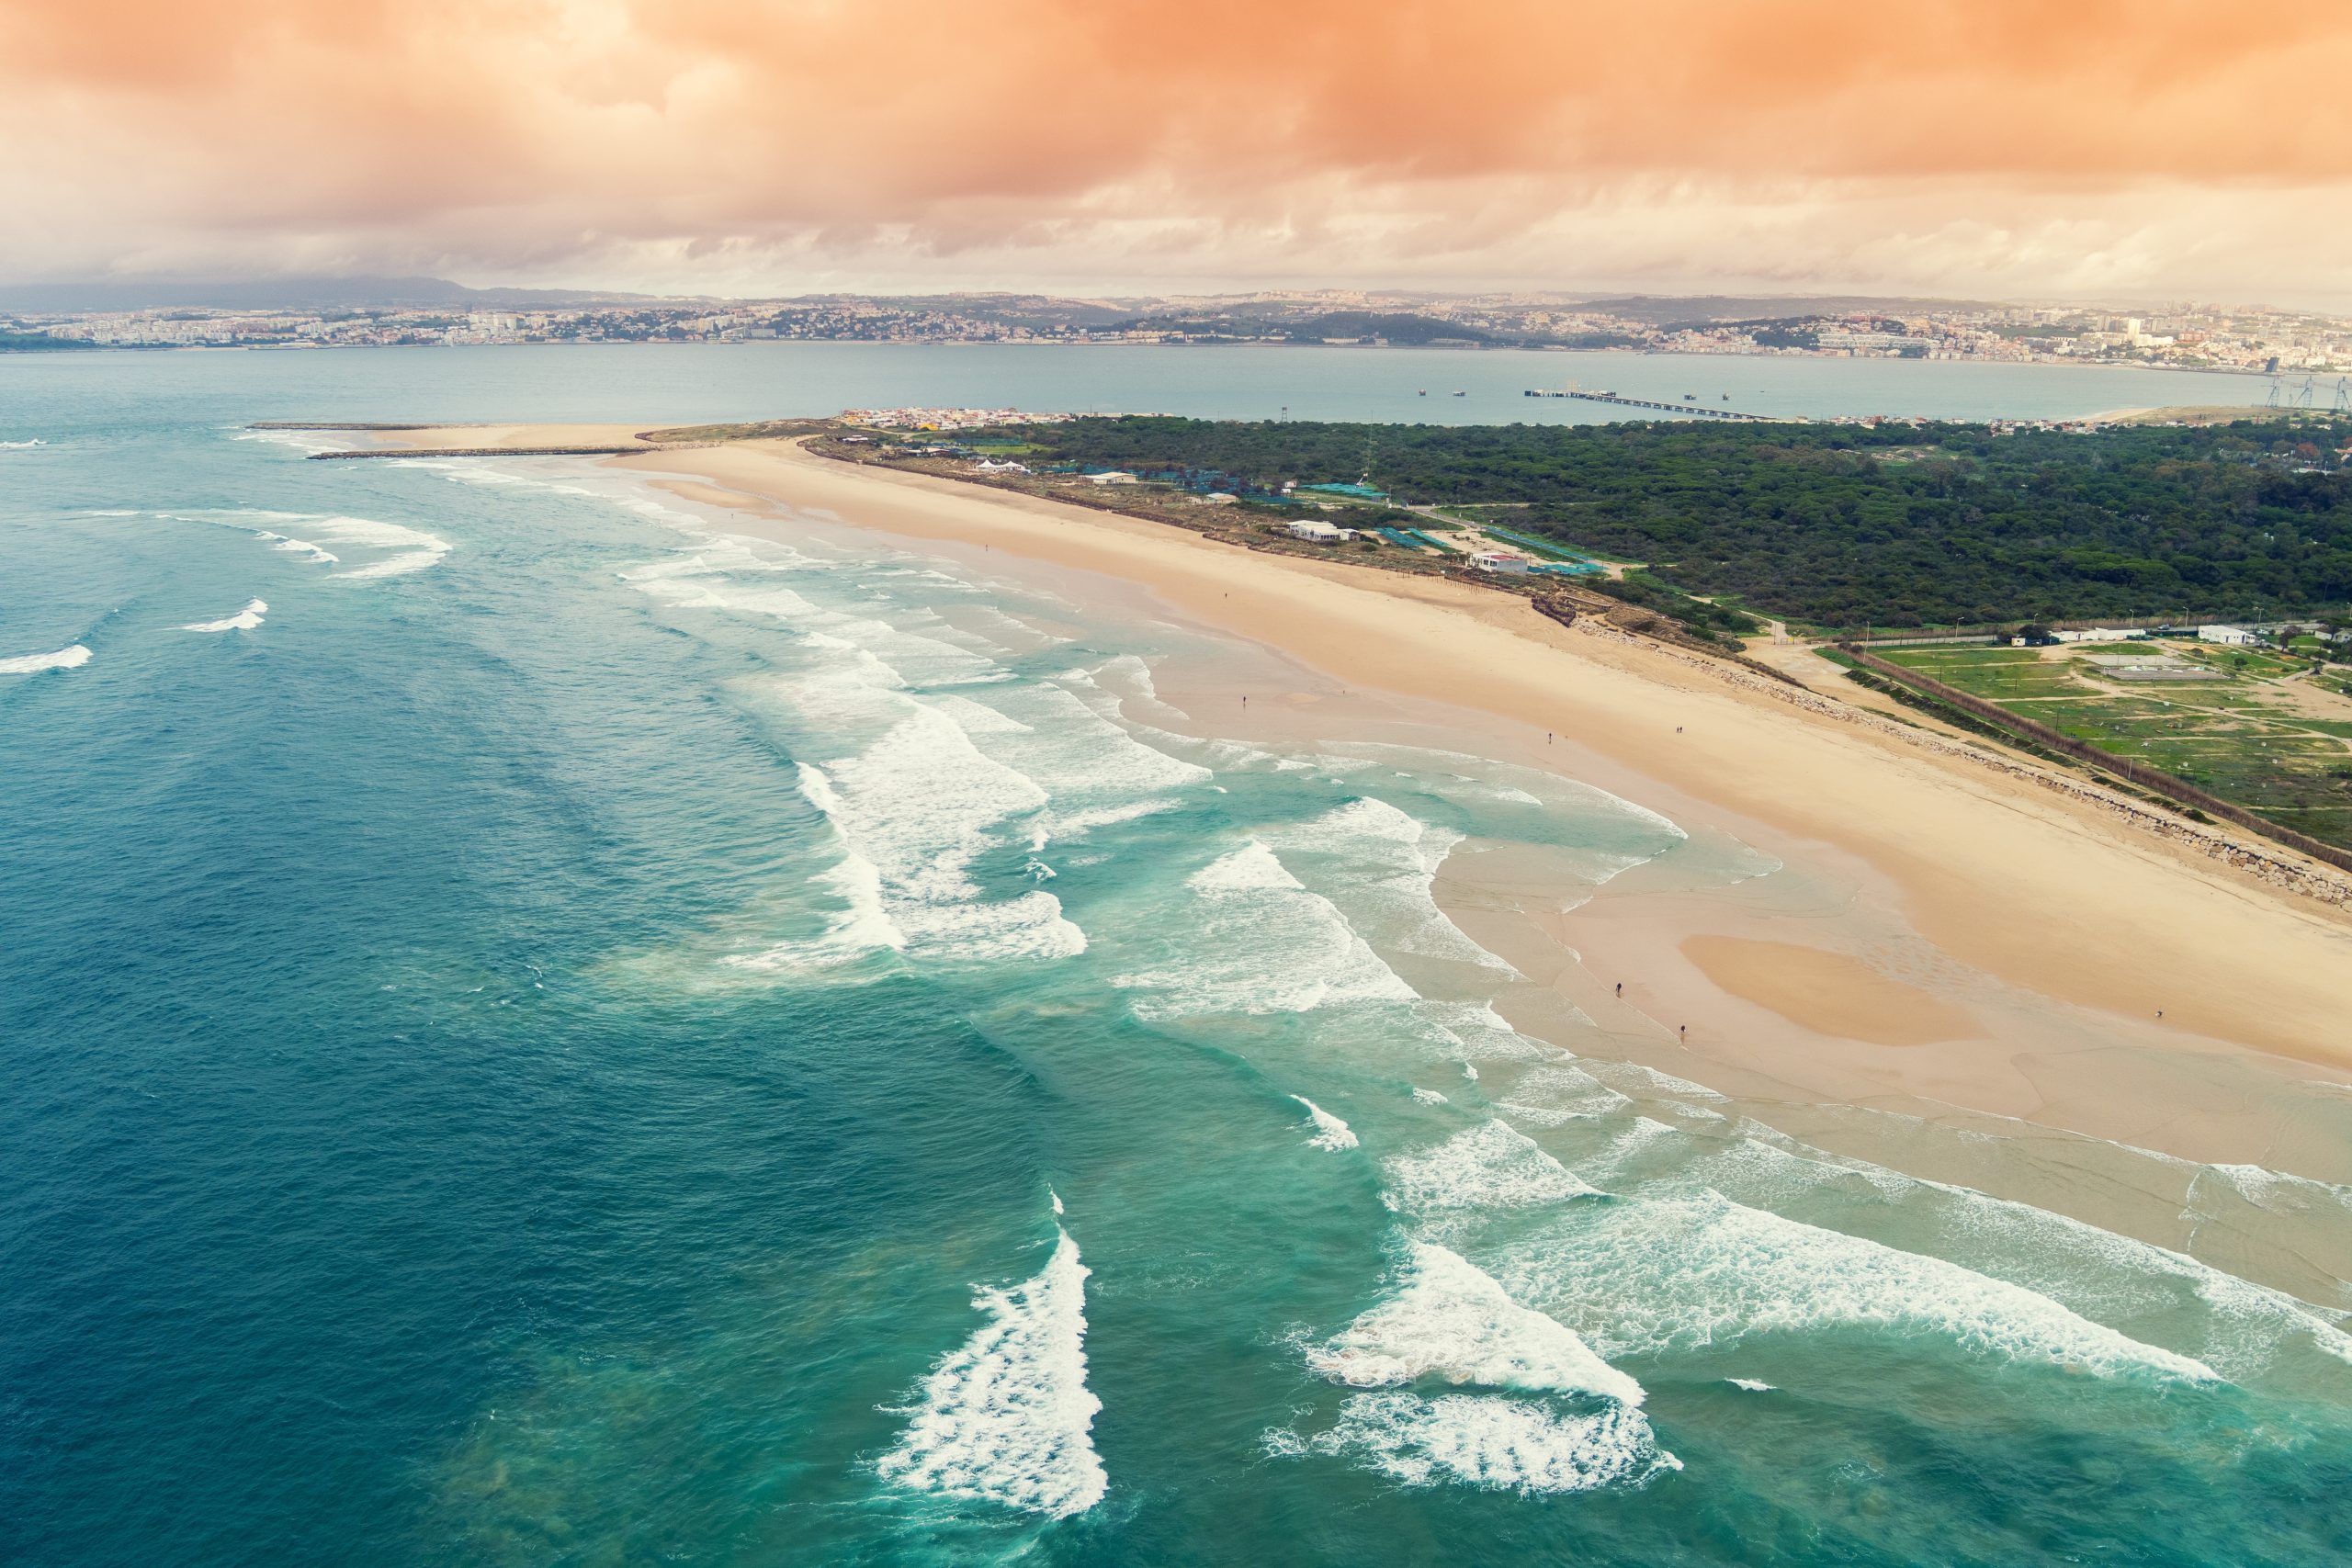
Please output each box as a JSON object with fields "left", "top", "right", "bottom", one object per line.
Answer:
{"left": 983, "top": 415, "right": 2352, "bottom": 630}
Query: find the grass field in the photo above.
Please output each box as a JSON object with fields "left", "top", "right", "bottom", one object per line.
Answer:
{"left": 1870, "top": 642, "right": 2352, "bottom": 850}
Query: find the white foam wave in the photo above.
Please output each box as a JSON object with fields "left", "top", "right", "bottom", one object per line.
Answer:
{"left": 254, "top": 530, "right": 337, "bottom": 563}
{"left": 1311, "top": 1243, "right": 1645, "bottom": 1406}
{"left": 1726, "top": 1377, "right": 1775, "bottom": 1392}
{"left": 0, "top": 437, "right": 45, "bottom": 449}
{"left": 233, "top": 428, "right": 343, "bottom": 455}
{"left": 1308, "top": 1393, "right": 1673, "bottom": 1495}
{"left": 877, "top": 1230, "right": 1106, "bottom": 1519}
{"left": 1494, "top": 1065, "right": 1635, "bottom": 1126}
{"left": 1268, "top": 797, "right": 1514, "bottom": 974}
{"left": 1116, "top": 840, "right": 1415, "bottom": 1017}
{"left": 181, "top": 598, "right": 266, "bottom": 633}
{"left": 0, "top": 644, "right": 92, "bottom": 675}
{"left": 1191, "top": 841, "right": 1301, "bottom": 893}
{"left": 929, "top": 681, "right": 1205, "bottom": 849}
{"left": 1683, "top": 1129, "right": 2352, "bottom": 1376}
{"left": 1317, "top": 739, "right": 1690, "bottom": 843}
{"left": 1039, "top": 798, "right": 1181, "bottom": 841}
{"left": 314, "top": 514, "right": 451, "bottom": 579}
{"left": 1292, "top": 1096, "right": 1360, "bottom": 1153}
{"left": 1495, "top": 1189, "right": 2219, "bottom": 1383}
{"left": 722, "top": 807, "right": 908, "bottom": 974}
{"left": 637, "top": 573, "right": 822, "bottom": 621}
{"left": 192, "top": 511, "right": 443, "bottom": 576}
{"left": 1385, "top": 1122, "right": 1600, "bottom": 1214}
{"left": 785, "top": 710, "right": 1086, "bottom": 963}
{"left": 1414, "top": 999, "right": 1552, "bottom": 1065}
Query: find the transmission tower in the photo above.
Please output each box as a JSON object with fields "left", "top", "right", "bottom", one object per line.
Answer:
{"left": 2335, "top": 377, "right": 2350, "bottom": 414}
{"left": 2298, "top": 375, "right": 2318, "bottom": 410}
{"left": 2267, "top": 374, "right": 2285, "bottom": 408}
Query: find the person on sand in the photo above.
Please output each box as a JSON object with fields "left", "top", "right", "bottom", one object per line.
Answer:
{"left": 1615, "top": 981, "right": 1623, "bottom": 998}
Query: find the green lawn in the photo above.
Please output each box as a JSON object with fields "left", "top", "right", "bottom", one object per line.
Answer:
{"left": 1851, "top": 642, "right": 2352, "bottom": 850}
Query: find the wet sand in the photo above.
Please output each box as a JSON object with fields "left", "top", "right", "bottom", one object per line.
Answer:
{"left": 355, "top": 424, "right": 2352, "bottom": 1175}
{"left": 1679, "top": 935, "right": 1980, "bottom": 1046}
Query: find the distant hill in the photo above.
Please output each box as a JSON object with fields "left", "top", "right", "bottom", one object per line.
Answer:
{"left": 1566, "top": 293, "right": 1994, "bottom": 324}
{"left": 1281, "top": 311, "right": 1498, "bottom": 344}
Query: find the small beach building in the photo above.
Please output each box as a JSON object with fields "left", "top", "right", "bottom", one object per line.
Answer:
{"left": 1471, "top": 551, "right": 1532, "bottom": 575}
{"left": 1285, "top": 520, "right": 1355, "bottom": 543}
{"left": 2198, "top": 624, "right": 2260, "bottom": 645}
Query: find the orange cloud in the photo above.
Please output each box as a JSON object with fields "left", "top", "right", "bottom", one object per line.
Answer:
{"left": 5, "top": 0, "right": 2350, "bottom": 297}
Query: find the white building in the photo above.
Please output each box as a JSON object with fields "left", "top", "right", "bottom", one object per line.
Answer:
{"left": 2198, "top": 625, "right": 2260, "bottom": 646}
{"left": 1285, "top": 520, "right": 1355, "bottom": 543}
{"left": 1471, "top": 551, "right": 1532, "bottom": 574}
{"left": 1080, "top": 470, "right": 1138, "bottom": 485}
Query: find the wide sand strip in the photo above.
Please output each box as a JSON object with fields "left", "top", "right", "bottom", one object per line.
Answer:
{"left": 599, "top": 435, "right": 2352, "bottom": 1075}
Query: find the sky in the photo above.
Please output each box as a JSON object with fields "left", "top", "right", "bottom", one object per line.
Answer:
{"left": 5, "top": 0, "right": 2350, "bottom": 306}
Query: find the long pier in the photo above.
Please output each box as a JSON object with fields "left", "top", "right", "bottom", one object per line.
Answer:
{"left": 1523, "top": 389, "right": 1774, "bottom": 421}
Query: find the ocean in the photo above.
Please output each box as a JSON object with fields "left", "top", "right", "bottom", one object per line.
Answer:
{"left": 4, "top": 349, "right": 2349, "bottom": 1566}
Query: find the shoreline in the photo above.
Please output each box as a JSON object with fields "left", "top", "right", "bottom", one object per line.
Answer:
{"left": 638, "top": 443, "right": 2352, "bottom": 1052}
{"left": 360, "top": 423, "right": 2352, "bottom": 1164}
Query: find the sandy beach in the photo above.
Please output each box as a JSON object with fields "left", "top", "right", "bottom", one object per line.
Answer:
{"left": 368, "top": 423, "right": 2352, "bottom": 1168}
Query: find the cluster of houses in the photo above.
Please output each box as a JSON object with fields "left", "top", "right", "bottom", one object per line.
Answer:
{"left": 2012, "top": 623, "right": 2282, "bottom": 648}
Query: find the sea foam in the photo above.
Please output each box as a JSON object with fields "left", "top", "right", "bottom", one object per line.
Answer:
{"left": 1311, "top": 1243, "right": 1645, "bottom": 1406}
{"left": 1296, "top": 1244, "right": 1671, "bottom": 1495}
{"left": 1267, "top": 797, "right": 1513, "bottom": 973}
{"left": 1292, "top": 1096, "right": 1360, "bottom": 1153}
{"left": 313, "top": 515, "right": 451, "bottom": 579}
{"left": 0, "top": 644, "right": 92, "bottom": 675}
{"left": 1310, "top": 1393, "right": 1671, "bottom": 1496}
{"left": 877, "top": 1230, "right": 1107, "bottom": 1519}
{"left": 1114, "top": 840, "right": 1416, "bottom": 1018}
{"left": 792, "top": 707, "right": 1085, "bottom": 963}
{"left": 181, "top": 598, "right": 267, "bottom": 633}
{"left": 1385, "top": 1121, "right": 1600, "bottom": 1214}
{"left": 1680, "top": 1128, "right": 2352, "bottom": 1378}
{"left": 1495, "top": 1188, "right": 2220, "bottom": 1383}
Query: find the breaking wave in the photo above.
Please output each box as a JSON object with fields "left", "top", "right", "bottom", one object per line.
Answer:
{"left": 181, "top": 598, "right": 267, "bottom": 633}
{"left": 877, "top": 1230, "right": 1107, "bottom": 1519}
{"left": 0, "top": 644, "right": 92, "bottom": 674}
{"left": 1385, "top": 1121, "right": 1600, "bottom": 1213}
{"left": 1291, "top": 1243, "right": 1672, "bottom": 1495}
{"left": 1292, "top": 1096, "right": 1360, "bottom": 1153}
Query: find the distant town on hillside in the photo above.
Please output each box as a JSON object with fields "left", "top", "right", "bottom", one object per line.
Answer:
{"left": 6, "top": 282, "right": 2351, "bottom": 377}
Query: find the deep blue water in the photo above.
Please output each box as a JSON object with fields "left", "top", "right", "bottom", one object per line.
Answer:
{"left": 3, "top": 352, "right": 2349, "bottom": 1566}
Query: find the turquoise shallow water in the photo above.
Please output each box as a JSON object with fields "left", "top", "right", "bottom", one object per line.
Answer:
{"left": 4, "top": 353, "right": 2350, "bottom": 1566}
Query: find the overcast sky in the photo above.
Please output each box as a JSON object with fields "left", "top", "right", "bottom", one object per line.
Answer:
{"left": 6, "top": 0, "right": 2348, "bottom": 306}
